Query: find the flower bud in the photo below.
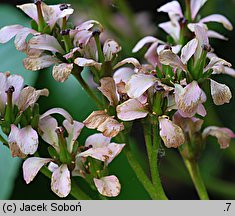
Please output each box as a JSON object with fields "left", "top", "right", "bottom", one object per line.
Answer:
{"left": 60, "top": 4, "right": 69, "bottom": 11}
{"left": 60, "top": 29, "right": 70, "bottom": 36}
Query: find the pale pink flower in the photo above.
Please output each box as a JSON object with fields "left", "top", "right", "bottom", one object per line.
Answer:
{"left": 78, "top": 133, "right": 125, "bottom": 164}
{"left": 157, "top": 0, "right": 233, "bottom": 43}
{"left": 8, "top": 125, "right": 38, "bottom": 158}
{"left": 0, "top": 72, "right": 48, "bottom": 115}
{"left": 98, "top": 77, "right": 119, "bottom": 107}
{"left": 23, "top": 157, "right": 71, "bottom": 198}
{"left": 132, "top": 36, "right": 182, "bottom": 68}
{"left": 76, "top": 133, "right": 124, "bottom": 197}
{"left": 39, "top": 108, "right": 83, "bottom": 153}
{"left": 0, "top": 25, "right": 37, "bottom": 52}
{"left": 203, "top": 126, "right": 235, "bottom": 149}
{"left": 23, "top": 108, "right": 83, "bottom": 197}
{"left": 159, "top": 116, "right": 185, "bottom": 148}
{"left": 83, "top": 110, "right": 124, "bottom": 138}
{"left": 94, "top": 175, "right": 121, "bottom": 197}
{"left": 17, "top": 2, "right": 74, "bottom": 30}
{"left": 71, "top": 20, "right": 103, "bottom": 48}
{"left": 210, "top": 79, "right": 232, "bottom": 105}
{"left": 74, "top": 38, "right": 121, "bottom": 69}
{"left": 175, "top": 81, "right": 207, "bottom": 118}
{"left": 116, "top": 98, "right": 149, "bottom": 121}
{"left": 173, "top": 111, "right": 204, "bottom": 134}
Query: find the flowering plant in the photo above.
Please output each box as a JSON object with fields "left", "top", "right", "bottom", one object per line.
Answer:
{"left": 0, "top": 0, "right": 234, "bottom": 199}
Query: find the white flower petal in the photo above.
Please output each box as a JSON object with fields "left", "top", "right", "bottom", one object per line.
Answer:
{"left": 0, "top": 25, "right": 24, "bottom": 43}
{"left": 159, "top": 117, "right": 185, "bottom": 148}
{"left": 40, "top": 108, "right": 73, "bottom": 124}
{"left": 159, "top": 49, "right": 187, "bottom": 71}
{"left": 132, "top": 36, "right": 158, "bottom": 53}
{"left": 210, "top": 79, "right": 232, "bottom": 105}
{"left": 23, "top": 157, "right": 52, "bottom": 184}
{"left": 17, "top": 3, "right": 38, "bottom": 22}
{"left": 8, "top": 125, "right": 38, "bottom": 155}
{"left": 190, "top": 0, "right": 207, "bottom": 20}
{"left": 113, "top": 58, "right": 141, "bottom": 70}
{"left": 157, "top": 1, "right": 183, "bottom": 18}
{"left": 113, "top": 67, "right": 135, "bottom": 84}
{"left": 39, "top": 116, "right": 59, "bottom": 151}
{"left": 103, "top": 39, "right": 121, "bottom": 61}
{"left": 52, "top": 63, "right": 73, "bottom": 82}
{"left": 159, "top": 21, "right": 180, "bottom": 42}
{"left": 126, "top": 73, "right": 157, "bottom": 98}
{"left": 98, "top": 77, "right": 119, "bottom": 106}
{"left": 94, "top": 175, "right": 121, "bottom": 197}
{"left": 29, "top": 34, "right": 65, "bottom": 54}
{"left": 117, "top": 99, "right": 149, "bottom": 121}
{"left": 17, "top": 86, "right": 49, "bottom": 111}
{"left": 207, "top": 30, "right": 228, "bottom": 40}
{"left": 85, "top": 133, "right": 111, "bottom": 148}
{"left": 74, "top": 57, "right": 101, "bottom": 70}
{"left": 200, "top": 14, "right": 233, "bottom": 31}
{"left": 51, "top": 165, "right": 71, "bottom": 198}
{"left": 23, "top": 55, "right": 58, "bottom": 71}
{"left": 181, "top": 38, "right": 198, "bottom": 64}
{"left": 203, "top": 126, "right": 235, "bottom": 149}
{"left": 63, "top": 119, "right": 84, "bottom": 153}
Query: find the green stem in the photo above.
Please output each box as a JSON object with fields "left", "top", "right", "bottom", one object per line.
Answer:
{"left": 94, "top": 33, "right": 105, "bottom": 63}
{"left": 72, "top": 72, "right": 103, "bottom": 108}
{"left": 123, "top": 146, "right": 159, "bottom": 200}
{"left": 185, "top": 0, "right": 192, "bottom": 22}
{"left": 118, "top": 133, "right": 167, "bottom": 200}
{"left": 143, "top": 123, "right": 152, "bottom": 167}
{"left": 36, "top": 1, "right": 45, "bottom": 32}
{"left": 40, "top": 166, "right": 91, "bottom": 200}
{"left": 183, "top": 158, "right": 209, "bottom": 200}
{"left": 151, "top": 123, "right": 168, "bottom": 199}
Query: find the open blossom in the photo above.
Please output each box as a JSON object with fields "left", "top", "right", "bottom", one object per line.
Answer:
{"left": 0, "top": 2, "right": 74, "bottom": 51}
{"left": 8, "top": 125, "right": 38, "bottom": 158}
{"left": 23, "top": 130, "right": 124, "bottom": 197}
{"left": 174, "top": 81, "right": 207, "bottom": 118}
{"left": 132, "top": 36, "right": 181, "bottom": 68}
{"left": 23, "top": 20, "right": 104, "bottom": 82}
{"left": 83, "top": 110, "right": 124, "bottom": 138}
{"left": 0, "top": 72, "right": 49, "bottom": 115}
{"left": 78, "top": 133, "right": 125, "bottom": 164}
{"left": 157, "top": 0, "right": 233, "bottom": 43}
{"left": 76, "top": 133, "right": 124, "bottom": 197}
{"left": 203, "top": 127, "right": 235, "bottom": 149}
{"left": 0, "top": 72, "right": 48, "bottom": 158}
{"left": 159, "top": 116, "right": 185, "bottom": 148}
{"left": 73, "top": 38, "right": 121, "bottom": 69}
{"left": 23, "top": 108, "right": 84, "bottom": 197}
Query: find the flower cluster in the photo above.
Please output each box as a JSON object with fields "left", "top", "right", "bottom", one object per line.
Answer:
{"left": 0, "top": 0, "right": 234, "bottom": 199}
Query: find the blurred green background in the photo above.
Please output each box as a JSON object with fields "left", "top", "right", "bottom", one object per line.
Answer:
{"left": 0, "top": 0, "right": 235, "bottom": 200}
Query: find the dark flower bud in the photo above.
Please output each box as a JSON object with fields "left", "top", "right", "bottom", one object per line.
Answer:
{"left": 179, "top": 17, "right": 187, "bottom": 26}
{"left": 84, "top": 145, "right": 93, "bottom": 151}
{"left": 92, "top": 29, "right": 101, "bottom": 36}
{"left": 201, "top": 44, "right": 212, "bottom": 52}
{"left": 60, "top": 29, "right": 70, "bottom": 35}
{"left": 55, "top": 126, "right": 65, "bottom": 135}
{"left": 5, "top": 86, "right": 15, "bottom": 94}
{"left": 164, "top": 45, "right": 172, "bottom": 51}
{"left": 155, "top": 85, "right": 165, "bottom": 92}
{"left": 60, "top": 4, "right": 69, "bottom": 11}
